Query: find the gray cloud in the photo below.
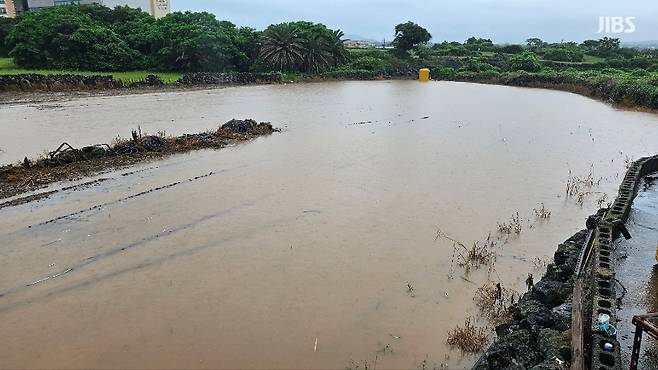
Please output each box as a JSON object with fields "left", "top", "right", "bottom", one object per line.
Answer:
{"left": 172, "top": 0, "right": 657, "bottom": 43}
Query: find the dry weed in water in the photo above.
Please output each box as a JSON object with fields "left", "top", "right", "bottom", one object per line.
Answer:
{"left": 474, "top": 281, "right": 514, "bottom": 325}
{"left": 347, "top": 358, "right": 376, "bottom": 370}
{"left": 565, "top": 166, "right": 602, "bottom": 205}
{"left": 595, "top": 193, "right": 608, "bottom": 208}
{"left": 533, "top": 203, "right": 551, "bottom": 220}
{"left": 435, "top": 229, "right": 497, "bottom": 274}
{"left": 532, "top": 256, "right": 549, "bottom": 269}
{"left": 446, "top": 318, "right": 489, "bottom": 353}
{"left": 497, "top": 212, "right": 522, "bottom": 235}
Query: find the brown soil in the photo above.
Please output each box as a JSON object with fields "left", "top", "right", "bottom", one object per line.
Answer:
{"left": 0, "top": 119, "right": 278, "bottom": 201}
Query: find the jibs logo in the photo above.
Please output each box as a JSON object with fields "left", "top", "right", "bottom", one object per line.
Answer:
{"left": 597, "top": 16, "right": 636, "bottom": 34}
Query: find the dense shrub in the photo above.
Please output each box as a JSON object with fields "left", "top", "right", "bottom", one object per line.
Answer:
{"left": 6, "top": 6, "right": 138, "bottom": 70}
{"left": 0, "top": 17, "right": 14, "bottom": 57}
{"left": 4, "top": 4, "right": 343, "bottom": 73}
{"left": 499, "top": 44, "right": 524, "bottom": 54}
{"left": 541, "top": 47, "right": 584, "bottom": 62}
{"left": 349, "top": 56, "right": 385, "bottom": 73}
{"left": 509, "top": 51, "right": 542, "bottom": 72}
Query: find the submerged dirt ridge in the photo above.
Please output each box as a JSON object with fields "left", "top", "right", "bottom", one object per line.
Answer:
{"left": 0, "top": 119, "right": 278, "bottom": 201}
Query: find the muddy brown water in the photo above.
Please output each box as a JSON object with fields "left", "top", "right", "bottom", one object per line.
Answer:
{"left": 2, "top": 81, "right": 658, "bottom": 369}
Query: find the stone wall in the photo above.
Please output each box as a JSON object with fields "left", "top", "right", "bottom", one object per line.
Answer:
{"left": 0, "top": 72, "right": 283, "bottom": 92}
{"left": 176, "top": 72, "right": 282, "bottom": 85}
{"left": 0, "top": 74, "right": 116, "bottom": 92}
{"left": 589, "top": 155, "right": 658, "bottom": 370}
{"left": 473, "top": 231, "right": 587, "bottom": 370}
{"left": 474, "top": 155, "right": 658, "bottom": 370}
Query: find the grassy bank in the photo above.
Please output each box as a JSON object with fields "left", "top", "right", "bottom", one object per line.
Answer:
{"left": 2, "top": 47, "right": 658, "bottom": 111}
{"left": 0, "top": 58, "right": 182, "bottom": 84}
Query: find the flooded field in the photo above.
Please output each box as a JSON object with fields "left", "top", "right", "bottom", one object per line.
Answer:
{"left": 2, "top": 81, "right": 658, "bottom": 369}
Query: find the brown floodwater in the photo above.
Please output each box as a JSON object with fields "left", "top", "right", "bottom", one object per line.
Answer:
{"left": 2, "top": 81, "right": 658, "bottom": 369}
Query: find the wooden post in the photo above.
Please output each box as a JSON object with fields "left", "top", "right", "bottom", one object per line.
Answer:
{"left": 630, "top": 325, "right": 643, "bottom": 370}
{"left": 571, "top": 278, "right": 585, "bottom": 370}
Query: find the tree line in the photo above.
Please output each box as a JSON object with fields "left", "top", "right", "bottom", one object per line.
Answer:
{"left": 0, "top": 4, "right": 353, "bottom": 72}
{"left": 0, "top": 4, "right": 656, "bottom": 77}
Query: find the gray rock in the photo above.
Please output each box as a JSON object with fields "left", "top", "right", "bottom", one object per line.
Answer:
{"left": 530, "top": 359, "right": 567, "bottom": 370}
{"left": 514, "top": 297, "right": 555, "bottom": 328}
{"left": 533, "top": 280, "right": 566, "bottom": 306}
{"left": 552, "top": 303, "right": 572, "bottom": 331}
{"left": 481, "top": 329, "right": 544, "bottom": 369}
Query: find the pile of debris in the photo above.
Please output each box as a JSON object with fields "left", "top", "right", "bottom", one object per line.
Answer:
{"left": 0, "top": 119, "right": 278, "bottom": 199}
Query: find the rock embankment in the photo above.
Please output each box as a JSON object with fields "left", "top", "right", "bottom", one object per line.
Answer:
{"left": 0, "top": 74, "right": 116, "bottom": 92}
{"left": 474, "top": 230, "right": 587, "bottom": 370}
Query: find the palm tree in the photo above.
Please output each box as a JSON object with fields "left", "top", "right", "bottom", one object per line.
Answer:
{"left": 327, "top": 29, "right": 350, "bottom": 66}
{"left": 301, "top": 32, "right": 332, "bottom": 73}
{"left": 259, "top": 24, "right": 304, "bottom": 71}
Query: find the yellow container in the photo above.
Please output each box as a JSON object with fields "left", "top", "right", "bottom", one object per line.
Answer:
{"left": 419, "top": 68, "right": 430, "bottom": 82}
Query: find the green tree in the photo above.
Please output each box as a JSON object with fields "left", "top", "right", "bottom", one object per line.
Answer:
{"left": 499, "top": 44, "right": 524, "bottom": 54}
{"left": 327, "top": 29, "right": 349, "bottom": 66}
{"left": 232, "top": 27, "right": 261, "bottom": 71}
{"left": 150, "top": 12, "right": 243, "bottom": 71}
{"left": 596, "top": 37, "right": 620, "bottom": 57}
{"left": 509, "top": 51, "right": 542, "bottom": 72}
{"left": 259, "top": 21, "right": 347, "bottom": 72}
{"left": 64, "top": 24, "right": 139, "bottom": 70}
{"left": 259, "top": 23, "right": 305, "bottom": 71}
{"left": 301, "top": 32, "right": 331, "bottom": 72}
{"left": 0, "top": 17, "right": 15, "bottom": 57}
{"left": 393, "top": 21, "right": 431, "bottom": 55}
{"left": 525, "top": 38, "right": 546, "bottom": 51}
{"left": 464, "top": 37, "right": 494, "bottom": 51}
{"left": 102, "top": 6, "right": 156, "bottom": 58}
{"left": 6, "top": 6, "right": 137, "bottom": 70}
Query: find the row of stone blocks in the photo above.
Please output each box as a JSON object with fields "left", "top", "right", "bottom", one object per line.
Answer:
{"left": 589, "top": 155, "right": 658, "bottom": 369}
{"left": 0, "top": 73, "right": 284, "bottom": 92}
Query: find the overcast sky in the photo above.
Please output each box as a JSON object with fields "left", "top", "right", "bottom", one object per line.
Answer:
{"left": 171, "top": 0, "right": 657, "bottom": 43}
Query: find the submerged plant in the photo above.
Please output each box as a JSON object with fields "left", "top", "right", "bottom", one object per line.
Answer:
{"left": 435, "top": 229, "right": 497, "bottom": 275}
{"left": 533, "top": 203, "right": 551, "bottom": 220}
{"left": 474, "top": 281, "right": 514, "bottom": 325}
{"left": 497, "top": 212, "right": 522, "bottom": 235}
{"left": 446, "top": 318, "right": 489, "bottom": 353}
{"left": 565, "top": 165, "right": 603, "bottom": 206}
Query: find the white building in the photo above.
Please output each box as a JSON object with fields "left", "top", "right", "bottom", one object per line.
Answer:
{"left": 102, "top": 0, "right": 170, "bottom": 18}
{"left": 14, "top": 0, "right": 170, "bottom": 18}
{"left": 344, "top": 40, "right": 374, "bottom": 49}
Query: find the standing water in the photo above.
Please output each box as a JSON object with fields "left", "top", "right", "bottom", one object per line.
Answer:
{"left": 2, "top": 81, "right": 658, "bottom": 369}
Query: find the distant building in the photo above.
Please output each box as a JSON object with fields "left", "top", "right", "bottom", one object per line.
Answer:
{"left": 343, "top": 40, "right": 374, "bottom": 49}
{"left": 1, "top": 0, "right": 17, "bottom": 17}
{"left": 10, "top": 0, "right": 170, "bottom": 18}
{"left": 103, "top": 0, "right": 170, "bottom": 18}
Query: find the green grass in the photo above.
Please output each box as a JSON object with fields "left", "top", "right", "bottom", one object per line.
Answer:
{"left": 0, "top": 58, "right": 182, "bottom": 84}
{"left": 583, "top": 54, "right": 606, "bottom": 63}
